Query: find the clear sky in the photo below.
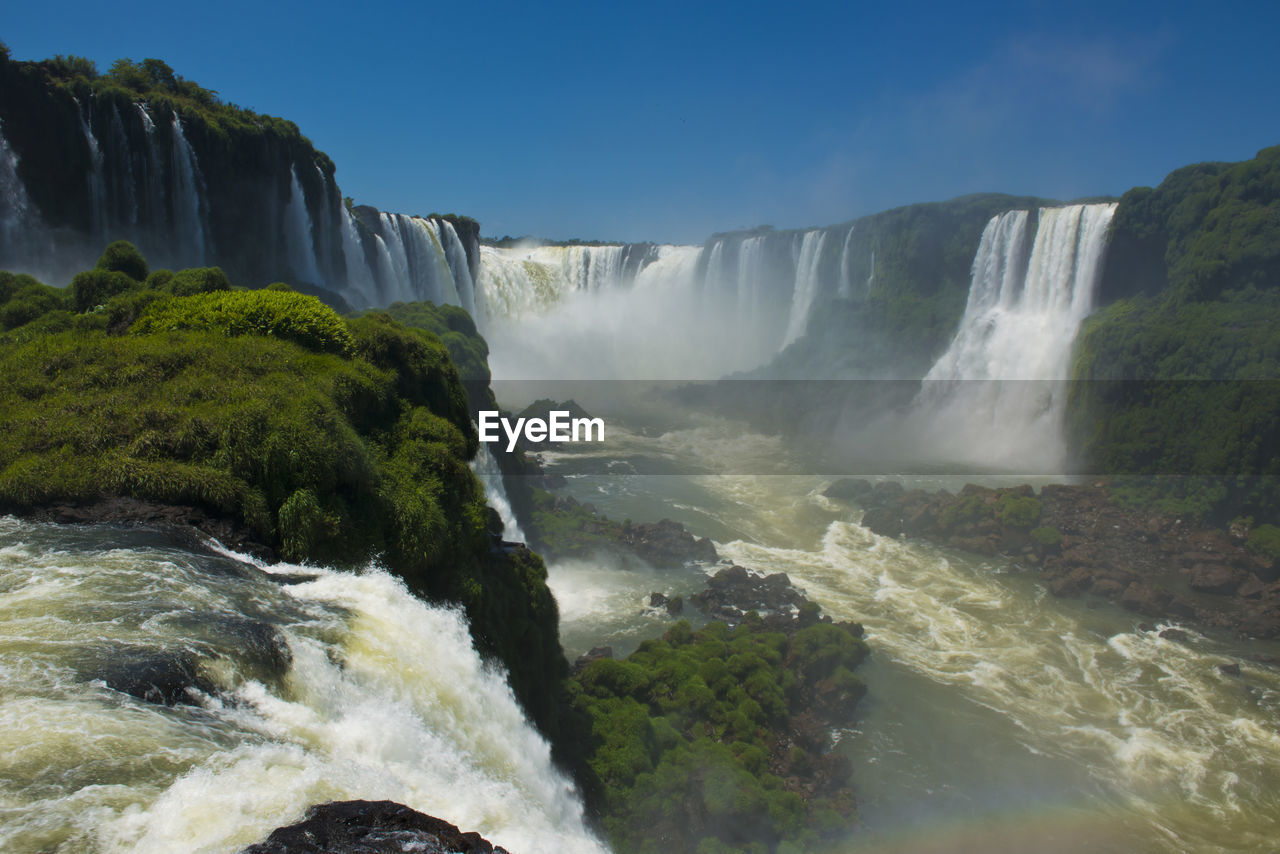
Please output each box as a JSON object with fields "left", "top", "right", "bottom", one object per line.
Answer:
{"left": 5, "top": 0, "right": 1279, "bottom": 243}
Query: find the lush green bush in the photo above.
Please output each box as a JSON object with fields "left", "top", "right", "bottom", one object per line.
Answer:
{"left": 165, "top": 266, "right": 232, "bottom": 297}
{"left": 1071, "top": 145, "right": 1280, "bottom": 524}
{"left": 1030, "top": 526, "right": 1063, "bottom": 548}
{"left": 997, "top": 494, "right": 1043, "bottom": 528}
{"left": 1247, "top": 524, "right": 1280, "bottom": 562}
{"left": 70, "top": 268, "right": 138, "bottom": 312}
{"left": 570, "top": 618, "right": 866, "bottom": 853}
{"left": 96, "top": 240, "right": 149, "bottom": 282}
{"left": 132, "top": 289, "right": 355, "bottom": 355}
{"left": 0, "top": 272, "right": 65, "bottom": 330}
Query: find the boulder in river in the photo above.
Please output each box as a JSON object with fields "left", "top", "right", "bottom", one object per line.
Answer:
{"left": 241, "top": 800, "right": 509, "bottom": 853}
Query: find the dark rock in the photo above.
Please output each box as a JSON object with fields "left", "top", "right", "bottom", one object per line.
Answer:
{"left": 1092, "top": 578, "right": 1127, "bottom": 598}
{"left": 620, "top": 519, "right": 717, "bottom": 567}
{"left": 97, "top": 651, "right": 217, "bottom": 706}
{"left": 1187, "top": 563, "right": 1242, "bottom": 596}
{"left": 860, "top": 506, "right": 902, "bottom": 538}
{"left": 867, "top": 480, "right": 904, "bottom": 506}
{"left": 665, "top": 595, "right": 684, "bottom": 615}
{"left": 1120, "top": 583, "right": 1172, "bottom": 616}
{"left": 649, "top": 592, "right": 669, "bottom": 609}
{"left": 1238, "top": 577, "right": 1269, "bottom": 599}
{"left": 1218, "top": 663, "right": 1242, "bottom": 678}
{"left": 1048, "top": 567, "right": 1095, "bottom": 598}
{"left": 241, "top": 800, "right": 508, "bottom": 853}
{"left": 823, "top": 478, "right": 872, "bottom": 502}
{"left": 1158, "top": 628, "right": 1190, "bottom": 642}
{"left": 29, "top": 497, "right": 277, "bottom": 562}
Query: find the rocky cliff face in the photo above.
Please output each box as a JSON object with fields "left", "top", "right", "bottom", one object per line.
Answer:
{"left": 0, "top": 54, "right": 480, "bottom": 313}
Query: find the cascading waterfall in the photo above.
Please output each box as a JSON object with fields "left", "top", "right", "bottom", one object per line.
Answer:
{"left": 0, "top": 517, "right": 605, "bottom": 854}
{"left": 837, "top": 224, "right": 856, "bottom": 298}
{"left": 440, "top": 219, "right": 478, "bottom": 321}
{"left": 76, "top": 101, "right": 108, "bottom": 240}
{"left": 284, "top": 166, "right": 322, "bottom": 287}
{"left": 781, "top": 230, "right": 828, "bottom": 348}
{"left": 0, "top": 120, "right": 34, "bottom": 249}
{"left": 168, "top": 114, "right": 207, "bottom": 264}
{"left": 472, "top": 445, "right": 526, "bottom": 542}
{"left": 135, "top": 105, "right": 164, "bottom": 238}
{"left": 913, "top": 203, "right": 1117, "bottom": 470}
{"left": 106, "top": 105, "right": 138, "bottom": 229}
{"left": 339, "top": 206, "right": 378, "bottom": 307}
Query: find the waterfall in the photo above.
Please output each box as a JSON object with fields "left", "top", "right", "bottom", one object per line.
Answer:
{"left": 837, "top": 224, "right": 856, "bottom": 298}
{"left": 440, "top": 219, "right": 477, "bottom": 321}
{"left": 169, "top": 114, "right": 208, "bottom": 264}
{"left": 913, "top": 202, "right": 1118, "bottom": 470}
{"left": 136, "top": 105, "right": 164, "bottom": 239}
{"left": 0, "top": 120, "right": 34, "bottom": 251}
{"left": 781, "top": 230, "right": 828, "bottom": 349}
{"left": 76, "top": 101, "right": 108, "bottom": 240}
{"left": 340, "top": 206, "right": 378, "bottom": 308}
{"left": 472, "top": 445, "right": 525, "bottom": 542}
{"left": 284, "top": 165, "right": 322, "bottom": 287}
{"left": 0, "top": 518, "right": 605, "bottom": 854}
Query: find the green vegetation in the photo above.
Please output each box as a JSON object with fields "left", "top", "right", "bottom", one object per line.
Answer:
{"left": 996, "top": 494, "right": 1043, "bottom": 529}
{"left": 133, "top": 289, "right": 356, "bottom": 355}
{"left": 376, "top": 301, "right": 491, "bottom": 383}
{"left": 569, "top": 617, "right": 867, "bottom": 854}
{"left": 0, "top": 243, "right": 567, "bottom": 741}
{"left": 1247, "top": 524, "right": 1280, "bottom": 562}
{"left": 526, "top": 488, "right": 625, "bottom": 558}
{"left": 1030, "top": 526, "right": 1063, "bottom": 548}
{"left": 1070, "top": 146, "right": 1280, "bottom": 523}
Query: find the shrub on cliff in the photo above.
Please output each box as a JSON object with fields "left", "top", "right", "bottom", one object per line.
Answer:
{"left": 0, "top": 272, "right": 65, "bottom": 330}
{"left": 132, "top": 289, "right": 355, "bottom": 355}
{"left": 996, "top": 494, "right": 1042, "bottom": 528}
{"left": 0, "top": 246, "right": 569, "bottom": 746}
{"left": 70, "top": 268, "right": 138, "bottom": 312}
{"left": 96, "top": 240, "right": 149, "bottom": 282}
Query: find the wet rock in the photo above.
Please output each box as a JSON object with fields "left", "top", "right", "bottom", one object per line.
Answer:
{"left": 97, "top": 651, "right": 217, "bottom": 706}
{"left": 1158, "top": 628, "right": 1190, "bottom": 642}
{"left": 1048, "top": 567, "right": 1095, "bottom": 598}
{"left": 1218, "top": 663, "right": 1242, "bottom": 678}
{"left": 1238, "top": 577, "right": 1269, "bottom": 599}
{"left": 649, "top": 592, "right": 668, "bottom": 609}
{"left": 694, "top": 566, "right": 812, "bottom": 628}
{"left": 867, "top": 480, "right": 904, "bottom": 506}
{"left": 1120, "top": 582, "right": 1172, "bottom": 616}
{"left": 859, "top": 506, "right": 902, "bottom": 538}
{"left": 30, "top": 496, "right": 277, "bottom": 562}
{"left": 823, "top": 478, "right": 873, "bottom": 502}
{"left": 1187, "top": 563, "right": 1242, "bottom": 596}
{"left": 242, "top": 800, "right": 509, "bottom": 853}
{"left": 620, "top": 519, "right": 717, "bottom": 567}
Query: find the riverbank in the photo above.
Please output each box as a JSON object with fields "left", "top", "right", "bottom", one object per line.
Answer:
{"left": 827, "top": 478, "right": 1280, "bottom": 639}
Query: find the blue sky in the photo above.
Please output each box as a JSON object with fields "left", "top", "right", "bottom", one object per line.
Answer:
{"left": 5, "top": 1, "right": 1279, "bottom": 243}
